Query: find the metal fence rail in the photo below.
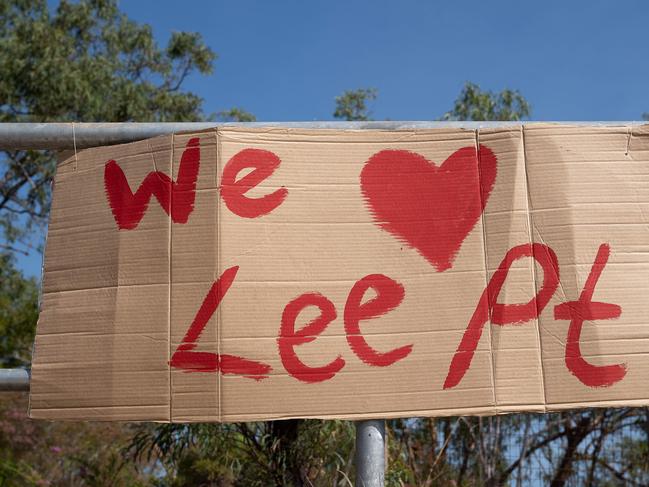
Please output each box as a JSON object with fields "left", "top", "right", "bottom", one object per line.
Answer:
{"left": 0, "top": 121, "right": 512, "bottom": 149}
{"left": 0, "top": 121, "right": 643, "bottom": 150}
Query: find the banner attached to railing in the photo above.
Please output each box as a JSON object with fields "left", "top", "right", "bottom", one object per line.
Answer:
{"left": 30, "top": 125, "right": 649, "bottom": 422}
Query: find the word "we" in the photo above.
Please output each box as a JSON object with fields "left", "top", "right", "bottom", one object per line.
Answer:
{"left": 104, "top": 139, "right": 287, "bottom": 229}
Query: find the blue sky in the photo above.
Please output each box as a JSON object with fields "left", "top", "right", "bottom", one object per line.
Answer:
{"left": 122, "top": 0, "right": 648, "bottom": 121}
{"left": 18, "top": 0, "right": 649, "bottom": 277}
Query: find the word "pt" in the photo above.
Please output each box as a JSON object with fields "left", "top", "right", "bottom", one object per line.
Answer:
{"left": 444, "top": 243, "right": 626, "bottom": 390}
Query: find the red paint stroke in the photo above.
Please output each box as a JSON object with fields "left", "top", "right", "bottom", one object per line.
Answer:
{"left": 169, "top": 266, "right": 272, "bottom": 379}
{"left": 104, "top": 137, "right": 201, "bottom": 230}
{"left": 554, "top": 244, "right": 626, "bottom": 388}
{"left": 221, "top": 148, "right": 288, "bottom": 218}
{"left": 278, "top": 292, "right": 345, "bottom": 383}
{"left": 444, "top": 243, "right": 560, "bottom": 389}
{"left": 344, "top": 274, "right": 412, "bottom": 366}
{"left": 360, "top": 146, "right": 497, "bottom": 272}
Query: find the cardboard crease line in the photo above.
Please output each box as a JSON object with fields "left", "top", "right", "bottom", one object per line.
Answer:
{"left": 475, "top": 128, "right": 498, "bottom": 413}
{"left": 520, "top": 125, "right": 548, "bottom": 413}
{"left": 216, "top": 128, "right": 222, "bottom": 422}
{"left": 167, "top": 133, "right": 174, "bottom": 422}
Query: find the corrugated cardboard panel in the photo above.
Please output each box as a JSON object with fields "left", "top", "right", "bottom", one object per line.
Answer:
{"left": 29, "top": 125, "right": 649, "bottom": 421}
{"left": 478, "top": 127, "right": 545, "bottom": 412}
{"left": 169, "top": 131, "right": 220, "bottom": 421}
{"left": 31, "top": 137, "right": 172, "bottom": 420}
{"left": 525, "top": 125, "right": 649, "bottom": 409}
{"left": 217, "top": 128, "right": 493, "bottom": 420}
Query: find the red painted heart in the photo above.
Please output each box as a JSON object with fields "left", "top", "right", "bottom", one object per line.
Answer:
{"left": 360, "top": 145, "right": 497, "bottom": 271}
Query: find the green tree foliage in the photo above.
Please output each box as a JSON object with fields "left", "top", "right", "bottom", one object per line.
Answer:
{"left": 0, "top": 254, "right": 37, "bottom": 368}
{"left": 0, "top": 393, "right": 148, "bottom": 486}
{"left": 333, "top": 88, "right": 377, "bottom": 121}
{"left": 130, "top": 420, "right": 355, "bottom": 486}
{"left": 443, "top": 82, "right": 531, "bottom": 121}
{"left": 216, "top": 107, "right": 257, "bottom": 122}
{"left": 0, "top": 0, "right": 216, "bottom": 256}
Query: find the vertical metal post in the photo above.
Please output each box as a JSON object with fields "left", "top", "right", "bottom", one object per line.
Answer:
{"left": 355, "top": 419, "right": 385, "bottom": 487}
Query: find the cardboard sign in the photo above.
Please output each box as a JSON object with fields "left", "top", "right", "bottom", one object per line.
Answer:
{"left": 29, "top": 125, "right": 649, "bottom": 422}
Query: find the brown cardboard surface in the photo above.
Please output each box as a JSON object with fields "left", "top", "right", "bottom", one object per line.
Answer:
{"left": 29, "top": 125, "right": 649, "bottom": 421}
